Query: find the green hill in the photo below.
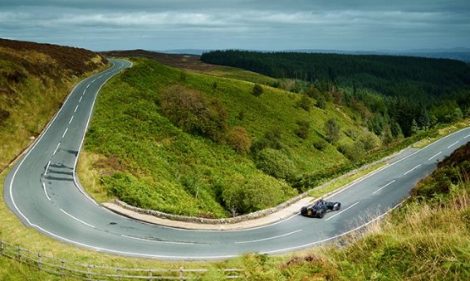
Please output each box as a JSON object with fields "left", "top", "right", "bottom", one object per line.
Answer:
{"left": 79, "top": 57, "right": 397, "bottom": 218}
{"left": 0, "top": 38, "right": 107, "bottom": 170}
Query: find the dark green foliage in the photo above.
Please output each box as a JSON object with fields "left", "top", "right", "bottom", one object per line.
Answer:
{"left": 324, "top": 118, "right": 340, "bottom": 143}
{"left": 338, "top": 142, "right": 366, "bottom": 162}
{"left": 313, "top": 139, "right": 328, "bottom": 151}
{"left": 0, "top": 108, "right": 9, "bottom": 126}
{"left": 251, "top": 128, "right": 283, "bottom": 152}
{"left": 160, "top": 85, "right": 228, "bottom": 142}
{"left": 252, "top": 83, "right": 263, "bottom": 97}
{"left": 295, "top": 120, "right": 310, "bottom": 139}
{"left": 255, "top": 148, "right": 297, "bottom": 181}
{"left": 297, "top": 94, "right": 312, "bottom": 111}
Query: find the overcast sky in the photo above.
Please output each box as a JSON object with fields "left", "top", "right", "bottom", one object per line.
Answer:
{"left": 1, "top": 0, "right": 469, "bottom": 51}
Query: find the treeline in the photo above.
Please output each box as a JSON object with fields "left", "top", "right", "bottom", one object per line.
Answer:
{"left": 201, "top": 50, "right": 470, "bottom": 137}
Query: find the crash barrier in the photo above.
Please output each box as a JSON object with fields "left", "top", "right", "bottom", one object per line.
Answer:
{"left": 0, "top": 240, "right": 242, "bottom": 280}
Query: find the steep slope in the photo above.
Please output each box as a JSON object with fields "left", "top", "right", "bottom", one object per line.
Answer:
{"left": 79, "top": 57, "right": 384, "bottom": 218}
{"left": 0, "top": 38, "right": 107, "bottom": 170}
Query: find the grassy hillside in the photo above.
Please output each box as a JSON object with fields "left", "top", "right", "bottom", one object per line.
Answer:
{"left": 0, "top": 38, "right": 107, "bottom": 170}
{"left": 231, "top": 141, "right": 470, "bottom": 281}
{"left": 79, "top": 57, "right": 383, "bottom": 218}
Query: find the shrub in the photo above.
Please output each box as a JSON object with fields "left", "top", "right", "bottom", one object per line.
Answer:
{"left": 313, "top": 139, "right": 328, "bottom": 151}
{"left": 316, "top": 96, "right": 327, "bottom": 109}
{"left": 255, "top": 148, "right": 297, "bottom": 181}
{"left": 325, "top": 118, "right": 340, "bottom": 143}
{"left": 338, "top": 142, "right": 365, "bottom": 162}
{"left": 252, "top": 84, "right": 263, "bottom": 97}
{"left": 295, "top": 120, "right": 310, "bottom": 139}
{"left": 251, "top": 128, "right": 283, "bottom": 152}
{"left": 0, "top": 108, "right": 10, "bottom": 126}
{"left": 297, "top": 94, "right": 312, "bottom": 111}
{"left": 160, "top": 85, "right": 227, "bottom": 142}
{"left": 226, "top": 126, "right": 252, "bottom": 154}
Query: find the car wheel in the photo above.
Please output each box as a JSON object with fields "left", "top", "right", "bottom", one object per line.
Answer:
{"left": 333, "top": 203, "right": 341, "bottom": 211}
{"left": 317, "top": 210, "right": 325, "bottom": 218}
{"left": 300, "top": 207, "right": 308, "bottom": 216}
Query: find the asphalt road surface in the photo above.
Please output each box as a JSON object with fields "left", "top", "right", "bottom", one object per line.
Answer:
{"left": 4, "top": 59, "right": 470, "bottom": 259}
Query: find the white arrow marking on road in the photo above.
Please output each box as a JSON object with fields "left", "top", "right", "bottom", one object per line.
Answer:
{"left": 428, "top": 151, "right": 441, "bottom": 161}
{"left": 326, "top": 201, "right": 359, "bottom": 221}
{"left": 44, "top": 160, "right": 51, "bottom": 175}
{"left": 60, "top": 208, "right": 95, "bottom": 228}
{"left": 447, "top": 141, "right": 459, "bottom": 149}
{"left": 404, "top": 164, "right": 422, "bottom": 176}
{"left": 235, "top": 229, "right": 302, "bottom": 244}
{"left": 373, "top": 180, "right": 396, "bottom": 195}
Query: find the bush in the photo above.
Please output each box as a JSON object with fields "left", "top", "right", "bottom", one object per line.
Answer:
{"left": 325, "top": 118, "right": 340, "bottom": 143}
{"left": 252, "top": 84, "right": 263, "bottom": 97}
{"left": 226, "top": 126, "right": 252, "bottom": 154}
{"left": 313, "top": 139, "right": 328, "bottom": 151}
{"left": 0, "top": 108, "right": 10, "bottom": 126}
{"left": 297, "top": 94, "right": 312, "bottom": 111}
{"left": 160, "top": 85, "right": 227, "bottom": 142}
{"left": 295, "top": 120, "right": 310, "bottom": 139}
{"left": 251, "top": 128, "right": 283, "bottom": 152}
{"left": 338, "top": 142, "right": 365, "bottom": 162}
{"left": 316, "top": 96, "right": 327, "bottom": 109}
{"left": 255, "top": 148, "right": 297, "bottom": 181}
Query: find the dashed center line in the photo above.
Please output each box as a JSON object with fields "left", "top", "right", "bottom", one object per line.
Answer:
{"left": 326, "top": 202, "right": 359, "bottom": 221}
{"left": 86, "top": 84, "right": 90, "bottom": 89}
{"left": 465, "top": 134, "right": 470, "bottom": 139}
{"left": 74, "top": 105, "right": 79, "bottom": 112}
{"left": 52, "top": 142, "right": 60, "bottom": 156}
{"left": 120, "top": 235, "right": 196, "bottom": 245}
{"left": 404, "top": 164, "right": 422, "bottom": 176}
{"left": 447, "top": 141, "right": 459, "bottom": 149}
{"left": 428, "top": 151, "right": 441, "bottom": 161}
{"left": 79, "top": 96, "right": 83, "bottom": 103}
{"left": 61, "top": 128, "right": 68, "bottom": 138}
{"left": 373, "top": 180, "right": 396, "bottom": 194}
{"left": 68, "top": 116, "right": 74, "bottom": 124}
{"left": 60, "top": 209, "right": 95, "bottom": 229}
{"left": 235, "top": 229, "right": 302, "bottom": 244}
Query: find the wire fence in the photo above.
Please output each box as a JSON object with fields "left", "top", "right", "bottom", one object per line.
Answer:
{"left": 0, "top": 240, "right": 242, "bottom": 280}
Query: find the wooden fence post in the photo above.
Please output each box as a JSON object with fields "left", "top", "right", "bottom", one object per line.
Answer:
{"left": 179, "top": 266, "right": 184, "bottom": 280}
{"left": 148, "top": 270, "right": 153, "bottom": 281}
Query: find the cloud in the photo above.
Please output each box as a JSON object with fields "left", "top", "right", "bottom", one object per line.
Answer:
{"left": 0, "top": 1, "right": 469, "bottom": 51}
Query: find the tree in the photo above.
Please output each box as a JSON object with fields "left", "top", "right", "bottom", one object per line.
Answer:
{"left": 252, "top": 84, "right": 263, "bottom": 97}
{"left": 324, "top": 118, "right": 340, "bottom": 143}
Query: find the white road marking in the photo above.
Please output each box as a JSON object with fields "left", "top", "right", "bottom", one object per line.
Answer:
{"left": 41, "top": 181, "right": 51, "bottom": 201}
{"left": 447, "top": 141, "right": 459, "bottom": 149}
{"left": 428, "top": 151, "right": 441, "bottom": 161}
{"left": 86, "top": 84, "right": 90, "bottom": 89}
{"left": 235, "top": 229, "right": 302, "bottom": 244}
{"left": 44, "top": 160, "right": 51, "bottom": 175}
{"left": 74, "top": 105, "right": 79, "bottom": 112}
{"left": 326, "top": 201, "right": 359, "bottom": 221}
{"left": 404, "top": 164, "right": 422, "bottom": 176}
{"left": 79, "top": 96, "right": 82, "bottom": 103}
{"left": 120, "top": 234, "right": 196, "bottom": 245}
{"left": 60, "top": 208, "right": 95, "bottom": 229}
{"left": 52, "top": 142, "right": 60, "bottom": 156}
{"left": 373, "top": 180, "right": 396, "bottom": 195}
{"left": 465, "top": 134, "right": 470, "bottom": 139}
{"left": 68, "top": 116, "right": 74, "bottom": 124}
{"left": 61, "top": 128, "right": 68, "bottom": 138}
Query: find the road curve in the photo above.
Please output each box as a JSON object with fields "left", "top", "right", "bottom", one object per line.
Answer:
{"left": 4, "top": 59, "right": 470, "bottom": 260}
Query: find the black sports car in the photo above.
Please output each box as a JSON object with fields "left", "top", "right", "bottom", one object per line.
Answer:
{"left": 300, "top": 199, "right": 341, "bottom": 218}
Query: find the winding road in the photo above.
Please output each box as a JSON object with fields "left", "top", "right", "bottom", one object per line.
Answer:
{"left": 4, "top": 59, "right": 470, "bottom": 259}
